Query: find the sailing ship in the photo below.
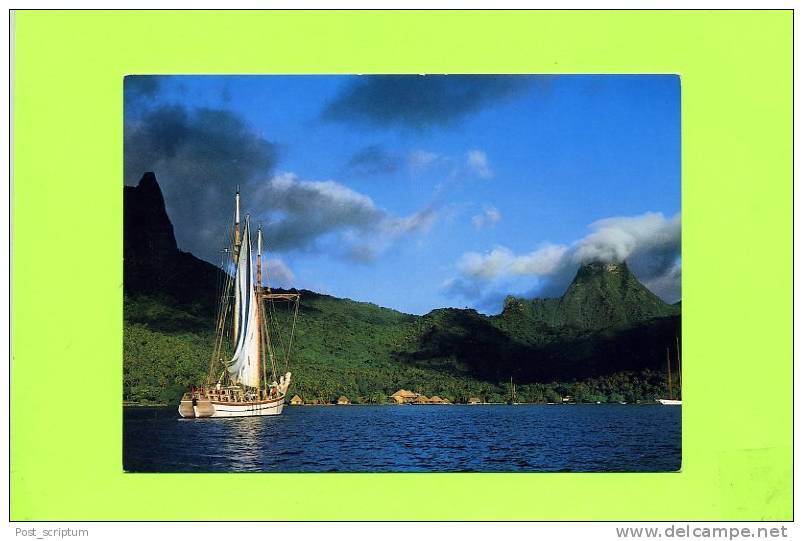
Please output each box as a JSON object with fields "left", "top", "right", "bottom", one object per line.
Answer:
{"left": 657, "top": 336, "right": 682, "bottom": 406}
{"left": 179, "top": 189, "right": 300, "bottom": 418}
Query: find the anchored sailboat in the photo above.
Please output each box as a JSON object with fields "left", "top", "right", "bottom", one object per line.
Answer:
{"left": 657, "top": 337, "right": 682, "bottom": 406}
{"left": 507, "top": 377, "right": 518, "bottom": 405}
{"left": 179, "top": 189, "right": 300, "bottom": 418}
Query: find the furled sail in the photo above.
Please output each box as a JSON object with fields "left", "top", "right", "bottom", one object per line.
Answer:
{"left": 227, "top": 220, "right": 261, "bottom": 388}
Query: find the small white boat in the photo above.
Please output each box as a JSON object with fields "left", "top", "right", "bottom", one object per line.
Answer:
{"left": 657, "top": 399, "right": 682, "bottom": 406}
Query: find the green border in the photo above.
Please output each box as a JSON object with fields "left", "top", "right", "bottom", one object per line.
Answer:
{"left": 11, "top": 10, "right": 792, "bottom": 520}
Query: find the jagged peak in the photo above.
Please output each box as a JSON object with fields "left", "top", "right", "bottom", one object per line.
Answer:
{"left": 137, "top": 171, "right": 158, "bottom": 188}
{"left": 132, "top": 172, "right": 166, "bottom": 205}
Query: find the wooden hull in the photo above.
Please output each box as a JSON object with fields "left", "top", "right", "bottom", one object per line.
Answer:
{"left": 178, "top": 395, "right": 285, "bottom": 418}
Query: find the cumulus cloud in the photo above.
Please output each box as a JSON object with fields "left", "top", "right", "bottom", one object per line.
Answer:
{"left": 471, "top": 206, "right": 502, "bottom": 229}
{"left": 572, "top": 213, "right": 680, "bottom": 266}
{"left": 458, "top": 244, "right": 570, "bottom": 280}
{"left": 322, "top": 75, "right": 534, "bottom": 130}
{"left": 125, "top": 104, "right": 279, "bottom": 261}
{"left": 253, "top": 172, "right": 437, "bottom": 262}
{"left": 256, "top": 172, "right": 379, "bottom": 248}
{"left": 446, "top": 212, "right": 681, "bottom": 303}
{"left": 126, "top": 102, "right": 435, "bottom": 265}
{"left": 466, "top": 150, "right": 493, "bottom": 179}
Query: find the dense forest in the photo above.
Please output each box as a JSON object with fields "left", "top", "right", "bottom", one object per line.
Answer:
{"left": 123, "top": 173, "right": 681, "bottom": 405}
{"left": 124, "top": 292, "right": 679, "bottom": 405}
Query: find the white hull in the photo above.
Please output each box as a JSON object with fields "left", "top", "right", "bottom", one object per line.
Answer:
{"left": 657, "top": 399, "right": 682, "bottom": 406}
{"left": 179, "top": 395, "right": 285, "bottom": 418}
{"left": 208, "top": 400, "right": 284, "bottom": 417}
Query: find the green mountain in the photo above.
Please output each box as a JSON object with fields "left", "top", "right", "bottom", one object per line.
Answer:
{"left": 123, "top": 173, "right": 680, "bottom": 405}
{"left": 404, "top": 271, "right": 680, "bottom": 384}
{"left": 503, "top": 261, "right": 679, "bottom": 331}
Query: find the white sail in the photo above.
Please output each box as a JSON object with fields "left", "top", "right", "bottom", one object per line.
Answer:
{"left": 179, "top": 192, "right": 302, "bottom": 418}
{"left": 227, "top": 220, "right": 261, "bottom": 388}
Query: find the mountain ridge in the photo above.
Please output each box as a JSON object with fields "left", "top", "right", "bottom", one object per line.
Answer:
{"left": 123, "top": 172, "right": 681, "bottom": 404}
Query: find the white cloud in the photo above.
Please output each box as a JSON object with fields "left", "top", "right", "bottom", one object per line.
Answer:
{"left": 572, "top": 212, "right": 681, "bottom": 265}
{"left": 471, "top": 205, "right": 502, "bottom": 229}
{"left": 447, "top": 212, "right": 681, "bottom": 302}
{"left": 509, "top": 244, "right": 571, "bottom": 276}
{"left": 466, "top": 149, "right": 493, "bottom": 179}
{"left": 458, "top": 244, "right": 569, "bottom": 280}
{"left": 254, "top": 172, "right": 438, "bottom": 262}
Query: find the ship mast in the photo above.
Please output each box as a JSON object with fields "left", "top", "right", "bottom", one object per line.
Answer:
{"left": 254, "top": 223, "right": 262, "bottom": 395}
{"left": 234, "top": 186, "right": 241, "bottom": 251}
{"left": 232, "top": 186, "right": 241, "bottom": 345}
{"left": 258, "top": 225, "right": 279, "bottom": 391}
{"left": 676, "top": 335, "right": 682, "bottom": 397}
{"left": 257, "top": 225, "right": 263, "bottom": 288}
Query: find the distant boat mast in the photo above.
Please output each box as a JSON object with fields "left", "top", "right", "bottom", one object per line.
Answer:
{"left": 676, "top": 335, "right": 682, "bottom": 391}
{"left": 666, "top": 347, "right": 673, "bottom": 400}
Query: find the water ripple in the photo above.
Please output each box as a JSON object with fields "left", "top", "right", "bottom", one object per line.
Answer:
{"left": 124, "top": 404, "right": 681, "bottom": 473}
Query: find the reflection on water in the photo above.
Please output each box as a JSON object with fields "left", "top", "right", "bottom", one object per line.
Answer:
{"left": 124, "top": 404, "right": 681, "bottom": 473}
{"left": 218, "top": 416, "right": 271, "bottom": 472}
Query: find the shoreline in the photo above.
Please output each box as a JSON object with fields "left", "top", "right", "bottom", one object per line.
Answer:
{"left": 123, "top": 401, "right": 666, "bottom": 408}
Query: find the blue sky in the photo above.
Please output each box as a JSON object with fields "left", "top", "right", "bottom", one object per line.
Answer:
{"left": 125, "top": 75, "right": 680, "bottom": 315}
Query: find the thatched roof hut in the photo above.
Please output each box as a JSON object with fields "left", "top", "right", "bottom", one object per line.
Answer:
{"left": 429, "top": 395, "right": 448, "bottom": 404}
{"left": 289, "top": 394, "right": 303, "bottom": 405}
{"left": 390, "top": 389, "right": 420, "bottom": 404}
{"left": 336, "top": 396, "right": 351, "bottom": 405}
{"left": 467, "top": 397, "right": 482, "bottom": 404}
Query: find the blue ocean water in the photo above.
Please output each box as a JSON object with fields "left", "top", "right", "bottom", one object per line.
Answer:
{"left": 123, "top": 404, "right": 681, "bottom": 473}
